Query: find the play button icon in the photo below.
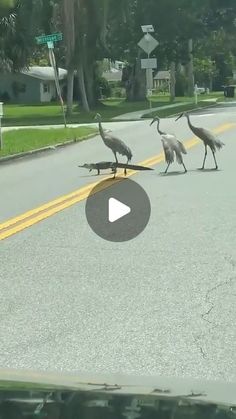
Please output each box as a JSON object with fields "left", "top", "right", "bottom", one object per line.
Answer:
{"left": 108, "top": 198, "right": 131, "bottom": 223}
{"left": 85, "top": 177, "right": 151, "bottom": 242}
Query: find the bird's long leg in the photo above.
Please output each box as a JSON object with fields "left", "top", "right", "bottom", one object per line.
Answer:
{"left": 113, "top": 151, "right": 118, "bottom": 163}
{"left": 182, "top": 162, "right": 187, "bottom": 173}
{"left": 201, "top": 145, "right": 208, "bottom": 170}
{"left": 211, "top": 149, "right": 218, "bottom": 170}
{"left": 124, "top": 157, "right": 129, "bottom": 176}
{"left": 97, "top": 169, "right": 100, "bottom": 175}
{"left": 164, "top": 163, "right": 170, "bottom": 174}
{"left": 112, "top": 167, "right": 117, "bottom": 179}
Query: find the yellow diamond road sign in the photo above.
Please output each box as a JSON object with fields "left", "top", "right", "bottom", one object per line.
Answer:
{"left": 138, "top": 34, "right": 159, "bottom": 55}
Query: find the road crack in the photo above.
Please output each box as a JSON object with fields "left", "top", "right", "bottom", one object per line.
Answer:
{"left": 202, "top": 256, "right": 236, "bottom": 325}
{"left": 194, "top": 255, "right": 236, "bottom": 359}
{"left": 193, "top": 336, "right": 207, "bottom": 359}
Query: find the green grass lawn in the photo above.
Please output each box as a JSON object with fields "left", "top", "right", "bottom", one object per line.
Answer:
{"left": 2, "top": 99, "right": 165, "bottom": 126}
{"left": 0, "top": 126, "right": 97, "bottom": 157}
{"left": 1, "top": 92, "right": 224, "bottom": 127}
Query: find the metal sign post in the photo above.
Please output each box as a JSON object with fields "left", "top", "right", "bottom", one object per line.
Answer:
{"left": 194, "top": 84, "right": 198, "bottom": 105}
{"left": 0, "top": 102, "right": 3, "bottom": 151}
{"left": 35, "top": 33, "right": 67, "bottom": 128}
{"left": 138, "top": 26, "right": 159, "bottom": 106}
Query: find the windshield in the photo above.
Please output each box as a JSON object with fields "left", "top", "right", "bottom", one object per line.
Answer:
{"left": 0, "top": 377, "right": 236, "bottom": 419}
{"left": 0, "top": 0, "right": 236, "bottom": 411}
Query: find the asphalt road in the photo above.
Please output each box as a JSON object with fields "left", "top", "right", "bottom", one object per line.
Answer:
{"left": 0, "top": 103, "right": 236, "bottom": 383}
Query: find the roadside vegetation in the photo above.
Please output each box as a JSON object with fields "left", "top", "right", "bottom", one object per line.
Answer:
{"left": 2, "top": 92, "right": 224, "bottom": 126}
{"left": 0, "top": 127, "right": 97, "bottom": 157}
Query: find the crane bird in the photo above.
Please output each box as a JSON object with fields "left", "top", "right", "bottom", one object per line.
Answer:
{"left": 150, "top": 116, "right": 187, "bottom": 173}
{"left": 95, "top": 113, "right": 133, "bottom": 175}
{"left": 176, "top": 112, "right": 225, "bottom": 170}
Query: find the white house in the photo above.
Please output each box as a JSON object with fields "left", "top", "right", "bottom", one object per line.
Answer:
{"left": 0, "top": 66, "right": 67, "bottom": 104}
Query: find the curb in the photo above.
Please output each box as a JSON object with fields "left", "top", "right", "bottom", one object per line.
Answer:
{"left": 0, "top": 132, "right": 98, "bottom": 164}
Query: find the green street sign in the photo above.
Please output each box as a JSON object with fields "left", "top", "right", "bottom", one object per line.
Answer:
{"left": 36, "top": 32, "right": 63, "bottom": 45}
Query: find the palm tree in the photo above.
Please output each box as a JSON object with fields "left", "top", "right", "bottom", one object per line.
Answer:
{"left": 0, "top": 0, "right": 16, "bottom": 72}
{"left": 0, "top": 0, "right": 44, "bottom": 74}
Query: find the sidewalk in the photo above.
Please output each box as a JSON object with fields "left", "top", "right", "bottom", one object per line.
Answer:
{"left": 112, "top": 101, "right": 192, "bottom": 121}
{"left": 112, "top": 97, "right": 219, "bottom": 121}
{"left": 2, "top": 120, "right": 140, "bottom": 134}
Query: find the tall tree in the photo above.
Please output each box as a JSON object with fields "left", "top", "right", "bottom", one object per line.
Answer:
{"left": 0, "top": 0, "right": 17, "bottom": 71}
{"left": 62, "top": 0, "right": 75, "bottom": 115}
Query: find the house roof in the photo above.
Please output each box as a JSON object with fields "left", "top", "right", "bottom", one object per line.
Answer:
{"left": 102, "top": 69, "right": 122, "bottom": 82}
{"left": 21, "top": 66, "right": 67, "bottom": 81}
{"left": 154, "top": 70, "right": 170, "bottom": 80}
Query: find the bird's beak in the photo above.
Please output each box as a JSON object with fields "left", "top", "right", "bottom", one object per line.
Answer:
{"left": 150, "top": 119, "right": 155, "bottom": 126}
{"left": 175, "top": 113, "right": 183, "bottom": 122}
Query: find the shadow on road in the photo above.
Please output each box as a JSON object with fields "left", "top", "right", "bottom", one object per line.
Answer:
{"left": 158, "top": 171, "right": 187, "bottom": 177}
{"left": 78, "top": 173, "right": 115, "bottom": 178}
{"left": 196, "top": 168, "right": 222, "bottom": 173}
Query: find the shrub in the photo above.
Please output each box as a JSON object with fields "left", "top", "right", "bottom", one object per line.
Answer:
{"left": 0, "top": 91, "right": 10, "bottom": 102}
{"left": 111, "top": 87, "right": 126, "bottom": 98}
{"left": 95, "top": 76, "right": 111, "bottom": 98}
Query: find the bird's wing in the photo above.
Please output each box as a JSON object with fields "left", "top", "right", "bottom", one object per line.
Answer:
{"left": 177, "top": 140, "right": 187, "bottom": 154}
{"left": 162, "top": 133, "right": 177, "bottom": 141}
{"left": 198, "top": 128, "right": 225, "bottom": 150}
{"left": 104, "top": 133, "right": 125, "bottom": 146}
{"left": 103, "top": 134, "right": 116, "bottom": 146}
{"left": 162, "top": 134, "right": 187, "bottom": 156}
{"left": 199, "top": 127, "right": 216, "bottom": 141}
{"left": 161, "top": 138, "right": 174, "bottom": 164}
{"left": 104, "top": 134, "right": 132, "bottom": 159}
{"left": 214, "top": 138, "right": 225, "bottom": 150}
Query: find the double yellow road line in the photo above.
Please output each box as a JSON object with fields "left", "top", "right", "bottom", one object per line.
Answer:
{"left": 0, "top": 122, "right": 235, "bottom": 241}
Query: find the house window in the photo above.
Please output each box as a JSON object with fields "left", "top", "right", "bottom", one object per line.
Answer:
{"left": 43, "top": 83, "right": 49, "bottom": 93}
{"left": 20, "top": 83, "right": 26, "bottom": 93}
{"left": 12, "top": 82, "right": 26, "bottom": 97}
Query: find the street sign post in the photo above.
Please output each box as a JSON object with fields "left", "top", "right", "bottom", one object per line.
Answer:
{"left": 194, "top": 84, "right": 198, "bottom": 105}
{"left": 0, "top": 102, "right": 3, "bottom": 150}
{"left": 138, "top": 27, "right": 159, "bottom": 109}
{"left": 35, "top": 33, "right": 67, "bottom": 128}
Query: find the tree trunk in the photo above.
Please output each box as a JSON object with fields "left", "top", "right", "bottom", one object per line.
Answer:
{"left": 77, "top": 62, "right": 90, "bottom": 112}
{"left": 84, "top": 62, "right": 96, "bottom": 108}
{"left": 66, "top": 67, "right": 74, "bottom": 116}
{"left": 170, "top": 61, "right": 176, "bottom": 103}
{"left": 209, "top": 76, "right": 213, "bottom": 92}
{"left": 186, "top": 38, "right": 194, "bottom": 97}
{"left": 124, "top": 55, "right": 146, "bottom": 102}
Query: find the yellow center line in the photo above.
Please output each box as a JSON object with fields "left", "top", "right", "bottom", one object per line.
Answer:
{"left": 0, "top": 122, "right": 235, "bottom": 241}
